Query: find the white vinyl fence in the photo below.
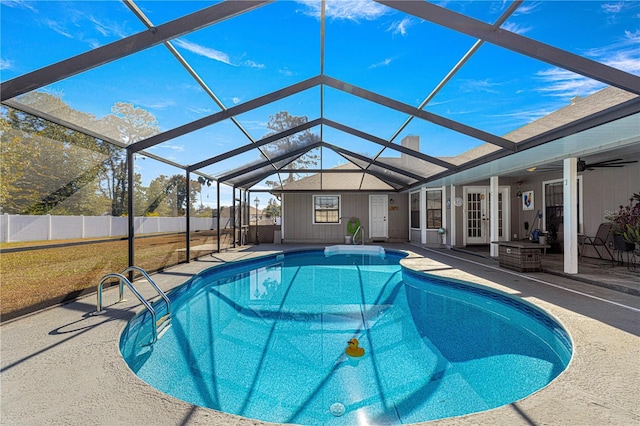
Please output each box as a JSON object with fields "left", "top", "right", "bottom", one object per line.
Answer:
{"left": 0, "top": 214, "right": 222, "bottom": 243}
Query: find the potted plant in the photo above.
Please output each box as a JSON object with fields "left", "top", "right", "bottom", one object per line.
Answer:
{"left": 606, "top": 193, "right": 640, "bottom": 252}
{"left": 346, "top": 217, "right": 360, "bottom": 244}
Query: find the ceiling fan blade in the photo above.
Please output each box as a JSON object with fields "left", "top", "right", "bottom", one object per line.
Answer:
{"left": 605, "top": 160, "right": 638, "bottom": 165}
{"left": 586, "top": 158, "right": 622, "bottom": 166}
{"left": 586, "top": 159, "right": 637, "bottom": 167}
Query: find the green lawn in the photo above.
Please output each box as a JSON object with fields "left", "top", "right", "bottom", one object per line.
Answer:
{"left": 0, "top": 232, "right": 233, "bottom": 321}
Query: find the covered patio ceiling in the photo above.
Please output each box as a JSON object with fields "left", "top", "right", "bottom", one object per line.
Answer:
{"left": 2, "top": 0, "right": 639, "bottom": 193}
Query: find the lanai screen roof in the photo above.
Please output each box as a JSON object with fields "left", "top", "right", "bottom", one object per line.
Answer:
{"left": 2, "top": 0, "right": 639, "bottom": 193}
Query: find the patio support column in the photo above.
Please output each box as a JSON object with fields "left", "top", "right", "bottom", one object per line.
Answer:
{"left": 420, "top": 187, "right": 427, "bottom": 244}
{"left": 238, "top": 189, "right": 243, "bottom": 246}
{"left": 216, "top": 180, "right": 220, "bottom": 253}
{"left": 490, "top": 176, "right": 499, "bottom": 257}
{"left": 244, "top": 190, "right": 249, "bottom": 245}
{"left": 186, "top": 170, "right": 191, "bottom": 262}
{"left": 280, "top": 194, "right": 285, "bottom": 241}
{"left": 564, "top": 157, "right": 579, "bottom": 274}
{"left": 232, "top": 187, "right": 236, "bottom": 248}
{"left": 450, "top": 184, "right": 456, "bottom": 248}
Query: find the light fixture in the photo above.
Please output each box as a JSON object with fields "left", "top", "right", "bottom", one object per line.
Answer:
{"left": 527, "top": 167, "right": 537, "bottom": 172}
{"left": 516, "top": 181, "right": 523, "bottom": 198}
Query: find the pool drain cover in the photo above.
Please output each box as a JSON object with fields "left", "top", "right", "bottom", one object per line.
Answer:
{"left": 330, "top": 402, "right": 345, "bottom": 417}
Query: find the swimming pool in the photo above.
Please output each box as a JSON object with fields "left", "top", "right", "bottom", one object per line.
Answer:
{"left": 120, "top": 249, "right": 572, "bottom": 425}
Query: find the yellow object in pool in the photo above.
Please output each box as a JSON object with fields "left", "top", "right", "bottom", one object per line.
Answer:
{"left": 345, "top": 338, "right": 365, "bottom": 357}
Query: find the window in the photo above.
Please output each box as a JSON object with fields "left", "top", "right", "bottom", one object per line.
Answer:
{"left": 426, "top": 190, "right": 443, "bottom": 229}
{"left": 410, "top": 192, "right": 420, "bottom": 228}
{"left": 313, "top": 195, "right": 340, "bottom": 224}
{"left": 542, "top": 177, "right": 583, "bottom": 238}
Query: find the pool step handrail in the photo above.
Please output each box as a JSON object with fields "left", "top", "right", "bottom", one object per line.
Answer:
{"left": 122, "top": 266, "right": 171, "bottom": 318}
{"left": 95, "top": 266, "right": 171, "bottom": 344}
{"left": 352, "top": 225, "right": 365, "bottom": 245}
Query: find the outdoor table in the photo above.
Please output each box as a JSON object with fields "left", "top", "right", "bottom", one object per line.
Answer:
{"left": 492, "top": 241, "right": 550, "bottom": 272}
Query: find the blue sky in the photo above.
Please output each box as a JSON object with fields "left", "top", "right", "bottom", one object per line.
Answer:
{"left": 1, "top": 0, "right": 639, "bottom": 207}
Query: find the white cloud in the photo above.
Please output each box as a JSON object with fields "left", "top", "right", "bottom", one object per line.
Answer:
{"left": 279, "top": 67, "right": 295, "bottom": 76}
{"left": 297, "top": 0, "right": 388, "bottom": 21}
{"left": 536, "top": 28, "right": 640, "bottom": 98}
{"left": 368, "top": 58, "right": 392, "bottom": 69}
{"left": 159, "top": 144, "right": 185, "bottom": 152}
{"left": 513, "top": 2, "right": 541, "bottom": 16}
{"left": 601, "top": 2, "right": 624, "bottom": 13}
{"left": 232, "top": 97, "right": 241, "bottom": 105}
{"left": 535, "top": 68, "right": 603, "bottom": 98}
{"left": 501, "top": 22, "right": 531, "bottom": 35}
{"left": 238, "top": 119, "right": 268, "bottom": 131}
{"left": 133, "top": 99, "right": 176, "bottom": 110}
{"left": 0, "top": 58, "right": 13, "bottom": 70}
{"left": 243, "top": 59, "right": 265, "bottom": 69}
{"left": 43, "top": 18, "right": 73, "bottom": 38}
{"left": 174, "top": 39, "right": 233, "bottom": 65}
{"left": 624, "top": 29, "right": 640, "bottom": 43}
{"left": 603, "top": 49, "right": 640, "bottom": 75}
{"left": 1, "top": 0, "right": 37, "bottom": 12}
{"left": 388, "top": 17, "right": 413, "bottom": 36}
{"left": 188, "top": 107, "right": 214, "bottom": 115}
{"left": 87, "top": 15, "right": 128, "bottom": 39}
{"left": 458, "top": 79, "right": 502, "bottom": 94}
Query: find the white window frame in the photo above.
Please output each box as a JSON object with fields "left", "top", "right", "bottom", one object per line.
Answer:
{"left": 425, "top": 188, "right": 445, "bottom": 230}
{"left": 409, "top": 190, "right": 421, "bottom": 230}
{"left": 312, "top": 194, "right": 341, "bottom": 225}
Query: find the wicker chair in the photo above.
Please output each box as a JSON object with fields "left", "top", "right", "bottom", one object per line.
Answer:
{"left": 579, "top": 223, "right": 613, "bottom": 264}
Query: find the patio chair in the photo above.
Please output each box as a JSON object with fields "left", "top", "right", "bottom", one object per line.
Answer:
{"left": 579, "top": 223, "right": 614, "bottom": 264}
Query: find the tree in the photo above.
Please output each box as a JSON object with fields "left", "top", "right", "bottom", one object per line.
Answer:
{"left": 262, "top": 197, "right": 281, "bottom": 219}
{"left": 0, "top": 100, "right": 110, "bottom": 215}
{"left": 0, "top": 96, "right": 161, "bottom": 216}
{"left": 145, "top": 174, "right": 202, "bottom": 216}
{"left": 262, "top": 111, "right": 320, "bottom": 188}
{"left": 95, "top": 102, "right": 160, "bottom": 216}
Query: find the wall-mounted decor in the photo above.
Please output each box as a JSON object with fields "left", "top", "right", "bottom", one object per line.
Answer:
{"left": 523, "top": 190, "right": 534, "bottom": 211}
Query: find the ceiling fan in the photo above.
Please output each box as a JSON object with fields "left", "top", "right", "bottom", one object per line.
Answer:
{"left": 577, "top": 158, "right": 638, "bottom": 172}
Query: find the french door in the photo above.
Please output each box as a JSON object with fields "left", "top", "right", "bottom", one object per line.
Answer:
{"left": 464, "top": 186, "right": 509, "bottom": 245}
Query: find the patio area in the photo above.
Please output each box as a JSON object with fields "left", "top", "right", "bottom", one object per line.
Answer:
{"left": 1, "top": 243, "right": 638, "bottom": 425}
{"left": 447, "top": 244, "right": 640, "bottom": 296}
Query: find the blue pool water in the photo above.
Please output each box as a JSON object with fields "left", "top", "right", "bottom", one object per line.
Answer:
{"left": 120, "top": 249, "right": 572, "bottom": 425}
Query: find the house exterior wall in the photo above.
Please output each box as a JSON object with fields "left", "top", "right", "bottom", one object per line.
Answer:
{"left": 282, "top": 192, "right": 408, "bottom": 243}
{"left": 509, "top": 162, "right": 639, "bottom": 258}
{"left": 451, "top": 161, "right": 639, "bottom": 257}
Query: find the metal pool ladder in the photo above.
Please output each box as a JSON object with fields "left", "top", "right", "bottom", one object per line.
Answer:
{"left": 96, "top": 266, "right": 171, "bottom": 344}
{"left": 353, "top": 225, "right": 365, "bottom": 245}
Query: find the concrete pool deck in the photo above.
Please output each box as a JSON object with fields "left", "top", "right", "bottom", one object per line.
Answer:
{"left": 2, "top": 243, "right": 639, "bottom": 425}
